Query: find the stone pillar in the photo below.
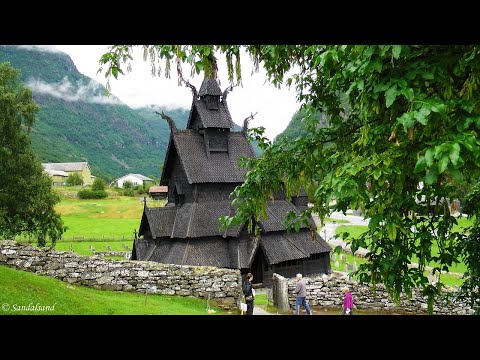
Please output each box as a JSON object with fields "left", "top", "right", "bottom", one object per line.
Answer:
{"left": 272, "top": 273, "right": 290, "bottom": 312}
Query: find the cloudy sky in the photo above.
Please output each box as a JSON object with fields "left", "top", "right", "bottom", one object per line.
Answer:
{"left": 48, "top": 45, "right": 301, "bottom": 140}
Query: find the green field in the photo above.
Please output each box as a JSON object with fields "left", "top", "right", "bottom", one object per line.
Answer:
{"left": 0, "top": 265, "right": 225, "bottom": 315}
{"left": 13, "top": 189, "right": 167, "bottom": 241}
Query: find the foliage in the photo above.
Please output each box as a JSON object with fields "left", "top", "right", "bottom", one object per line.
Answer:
{"left": 91, "top": 177, "right": 106, "bottom": 191}
{"left": 66, "top": 173, "right": 83, "bottom": 186}
{"left": 77, "top": 189, "right": 108, "bottom": 199}
{"left": 0, "top": 62, "right": 64, "bottom": 246}
{"left": 457, "top": 181, "right": 480, "bottom": 313}
{"left": 0, "top": 265, "right": 223, "bottom": 315}
{"left": 123, "top": 180, "right": 133, "bottom": 189}
{"left": 99, "top": 45, "right": 480, "bottom": 313}
{"left": 123, "top": 188, "right": 135, "bottom": 197}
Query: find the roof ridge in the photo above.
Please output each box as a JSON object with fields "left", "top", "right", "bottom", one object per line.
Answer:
{"left": 186, "top": 202, "right": 197, "bottom": 238}
{"left": 181, "top": 239, "right": 191, "bottom": 265}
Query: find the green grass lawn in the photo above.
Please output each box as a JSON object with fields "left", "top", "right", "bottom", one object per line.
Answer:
{"left": 0, "top": 265, "right": 225, "bottom": 315}
{"left": 254, "top": 293, "right": 268, "bottom": 305}
{"left": 14, "top": 192, "right": 166, "bottom": 241}
{"left": 335, "top": 225, "right": 368, "bottom": 241}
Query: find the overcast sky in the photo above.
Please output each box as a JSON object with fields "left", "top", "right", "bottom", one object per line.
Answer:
{"left": 51, "top": 45, "right": 300, "bottom": 140}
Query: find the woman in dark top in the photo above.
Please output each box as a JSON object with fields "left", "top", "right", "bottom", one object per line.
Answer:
{"left": 243, "top": 273, "right": 254, "bottom": 315}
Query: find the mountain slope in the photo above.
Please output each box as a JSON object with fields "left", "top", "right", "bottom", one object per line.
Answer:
{"left": 0, "top": 46, "right": 189, "bottom": 181}
{"left": 274, "top": 107, "right": 327, "bottom": 142}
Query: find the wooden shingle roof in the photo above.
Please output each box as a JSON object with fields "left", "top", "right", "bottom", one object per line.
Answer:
{"left": 171, "top": 130, "right": 255, "bottom": 183}
{"left": 138, "top": 200, "right": 243, "bottom": 240}
{"left": 134, "top": 229, "right": 330, "bottom": 268}
{"left": 198, "top": 78, "right": 223, "bottom": 96}
{"left": 259, "top": 230, "right": 331, "bottom": 265}
{"left": 258, "top": 200, "right": 311, "bottom": 232}
{"left": 193, "top": 98, "right": 233, "bottom": 128}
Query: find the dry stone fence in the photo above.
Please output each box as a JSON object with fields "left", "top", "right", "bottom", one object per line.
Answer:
{"left": 272, "top": 272, "right": 475, "bottom": 314}
{"left": 0, "top": 241, "right": 242, "bottom": 310}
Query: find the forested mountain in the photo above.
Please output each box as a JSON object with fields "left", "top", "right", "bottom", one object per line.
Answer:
{"left": 0, "top": 46, "right": 189, "bottom": 181}
{"left": 274, "top": 108, "right": 327, "bottom": 142}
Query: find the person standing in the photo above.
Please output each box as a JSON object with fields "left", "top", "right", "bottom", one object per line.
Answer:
{"left": 294, "top": 273, "right": 312, "bottom": 315}
{"left": 242, "top": 273, "right": 255, "bottom": 315}
{"left": 342, "top": 286, "right": 354, "bottom": 315}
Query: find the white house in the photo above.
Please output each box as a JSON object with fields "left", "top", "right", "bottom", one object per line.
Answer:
{"left": 113, "top": 173, "right": 154, "bottom": 188}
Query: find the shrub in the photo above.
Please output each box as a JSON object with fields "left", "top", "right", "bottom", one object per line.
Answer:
{"left": 92, "top": 177, "right": 106, "bottom": 191}
{"left": 123, "top": 188, "right": 135, "bottom": 197}
{"left": 77, "top": 189, "right": 108, "bottom": 199}
{"left": 123, "top": 180, "right": 133, "bottom": 189}
{"left": 66, "top": 173, "right": 83, "bottom": 186}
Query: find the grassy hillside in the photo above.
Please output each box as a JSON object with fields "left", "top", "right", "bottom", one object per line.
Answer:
{"left": 0, "top": 46, "right": 190, "bottom": 181}
{"left": 0, "top": 265, "right": 223, "bottom": 315}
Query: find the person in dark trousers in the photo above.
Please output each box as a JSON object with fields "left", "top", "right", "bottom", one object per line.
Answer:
{"left": 294, "top": 273, "right": 312, "bottom": 315}
{"left": 243, "top": 273, "right": 255, "bottom": 315}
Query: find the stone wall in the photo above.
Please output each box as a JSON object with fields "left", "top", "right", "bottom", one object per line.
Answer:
{"left": 0, "top": 241, "right": 241, "bottom": 310}
{"left": 285, "top": 272, "right": 475, "bottom": 315}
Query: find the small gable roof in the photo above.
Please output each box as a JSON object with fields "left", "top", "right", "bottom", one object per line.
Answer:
{"left": 117, "top": 173, "right": 153, "bottom": 182}
{"left": 198, "top": 78, "right": 223, "bottom": 96}
{"left": 44, "top": 169, "right": 69, "bottom": 177}
{"left": 149, "top": 186, "right": 168, "bottom": 193}
{"left": 42, "top": 162, "right": 88, "bottom": 172}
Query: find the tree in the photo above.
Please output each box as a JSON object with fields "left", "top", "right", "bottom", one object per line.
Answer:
{"left": 66, "top": 173, "right": 83, "bottom": 186}
{"left": 0, "top": 62, "right": 64, "bottom": 246}
{"left": 92, "top": 177, "right": 106, "bottom": 191}
{"left": 99, "top": 45, "right": 480, "bottom": 313}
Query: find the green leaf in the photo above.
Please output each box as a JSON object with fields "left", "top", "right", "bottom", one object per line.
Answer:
{"left": 425, "top": 149, "right": 434, "bottom": 166}
{"left": 425, "top": 169, "right": 438, "bottom": 186}
{"left": 397, "top": 112, "right": 415, "bottom": 131}
{"left": 386, "top": 222, "right": 397, "bottom": 240}
{"left": 448, "top": 166, "right": 464, "bottom": 183}
{"left": 385, "top": 85, "right": 398, "bottom": 108}
{"left": 392, "top": 46, "right": 402, "bottom": 59}
{"left": 449, "top": 143, "right": 460, "bottom": 165}
{"left": 414, "top": 156, "right": 426, "bottom": 173}
{"left": 373, "top": 169, "right": 382, "bottom": 180}
{"left": 111, "top": 67, "right": 118, "bottom": 79}
{"left": 414, "top": 107, "right": 431, "bottom": 126}
{"left": 431, "top": 103, "right": 445, "bottom": 114}
{"left": 358, "top": 79, "right": 364, "bottom": 91}
{"left": 438, "top": 156, "right": 449, "bottom": 174}
{"left": 401, "top": 87, "right": 415, "bottom": 102}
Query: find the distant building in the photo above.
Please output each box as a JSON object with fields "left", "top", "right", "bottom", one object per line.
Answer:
{"left": 43, "top": 169, "right": 68, "bottom": 186}
{"left": 113, "top": 174, "right": 154, "bottom": 188}
{"left": 42, "top": 162, "right": 93, "bottom": 185}
{"left": 149, "top": 186, "right": 168, "bottom": 200}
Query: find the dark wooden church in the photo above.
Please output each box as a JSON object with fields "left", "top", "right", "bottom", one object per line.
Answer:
{"left": 131, "top": 78, "right": 331, "bottom": 285}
